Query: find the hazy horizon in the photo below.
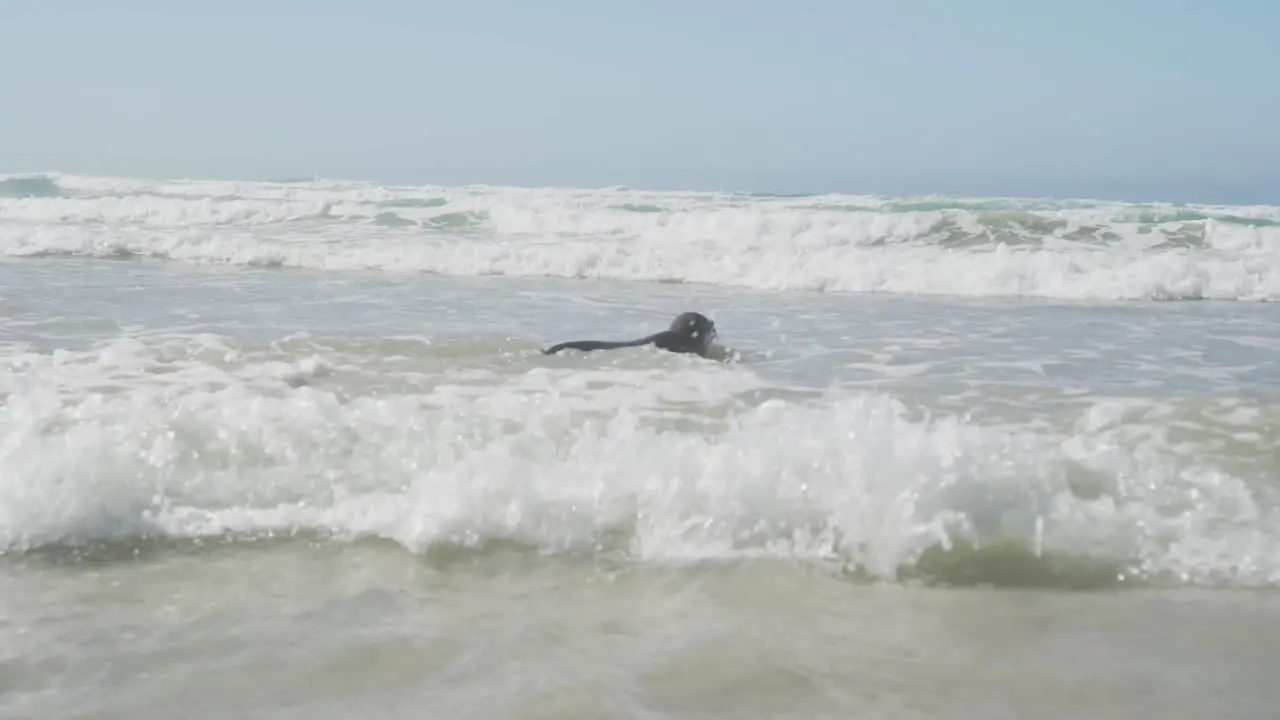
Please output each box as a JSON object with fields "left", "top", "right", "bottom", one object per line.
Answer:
{"left": 2, "top": 1, "right": 1277, "bottom": 205}
{"left": 3, "top": 167, "right": 1272, "bottom": 208}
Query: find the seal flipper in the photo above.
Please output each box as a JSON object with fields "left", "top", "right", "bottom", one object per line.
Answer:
{"left": 542, "top": 335, "right": 657, "bottom": 355}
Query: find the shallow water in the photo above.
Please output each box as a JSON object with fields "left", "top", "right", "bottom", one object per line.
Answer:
{"left": 4, "top": 174, "right": 1280, "bottom": 717}
{"left": 6, "top": 542, "right": 1279, "bottom": 720}
{"left": 3, "top": 257, "right": 1280, "bottom": 718}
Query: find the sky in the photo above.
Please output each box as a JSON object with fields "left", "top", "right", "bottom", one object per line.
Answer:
{"left": 1, "top": 0, "right": 1277, "bottom": 203}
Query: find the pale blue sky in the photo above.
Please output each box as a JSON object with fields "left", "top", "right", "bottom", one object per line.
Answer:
{"left": 1, "top": 1, "right": 1276, "bottom": 203}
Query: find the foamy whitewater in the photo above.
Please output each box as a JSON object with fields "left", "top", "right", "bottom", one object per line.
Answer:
{"left": 4, "top": 172, "right": 1280, "bottom": 301}
{"left": 2, "top": 173, "right": 1279, "bottom": 719}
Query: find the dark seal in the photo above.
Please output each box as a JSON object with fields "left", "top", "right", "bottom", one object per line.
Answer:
{"left": 542, "top": 311, "right": 718, "bottom": 357}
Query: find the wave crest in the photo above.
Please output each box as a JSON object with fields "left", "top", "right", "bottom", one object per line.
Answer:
{"left": 3, "top": 174, "right": 1279, "bottom": 301}
{"left": 2, "top": 334, "right": 1276, "bottom": 589}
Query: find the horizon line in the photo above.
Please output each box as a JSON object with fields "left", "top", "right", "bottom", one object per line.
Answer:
{"left": 1, "top": 167, "right": 1274, "bottom": 209}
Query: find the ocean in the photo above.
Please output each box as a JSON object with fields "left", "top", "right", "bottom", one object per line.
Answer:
{"left": 1, "top": 172, "right": 1278, "bottom": 718}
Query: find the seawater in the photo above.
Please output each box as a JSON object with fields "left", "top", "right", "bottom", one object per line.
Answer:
{"left": 1, "top": 173, "right": 1278, "bottom": 719}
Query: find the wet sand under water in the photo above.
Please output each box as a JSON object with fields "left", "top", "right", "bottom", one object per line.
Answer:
{"left": 4, "top": 540, "right": 1279, "bottom": 720}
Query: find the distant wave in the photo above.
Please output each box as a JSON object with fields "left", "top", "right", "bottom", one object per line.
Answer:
{"left": 0, "top": 174, "right": 64, "bottom": 199}
{"left": 2, "top": 172, "right": 1279, "bottom": 301}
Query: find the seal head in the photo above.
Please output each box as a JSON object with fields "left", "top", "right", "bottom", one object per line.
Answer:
{"left": 653, "top": 311, "right": 717, "bottom": 355}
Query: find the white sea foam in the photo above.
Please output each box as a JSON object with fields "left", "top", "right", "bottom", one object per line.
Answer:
{"left": 2, "top": 173, "right": 1278, "bottom": 301}
{"left": 2, "top": 335, "right": 1275, "bottom": 587}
